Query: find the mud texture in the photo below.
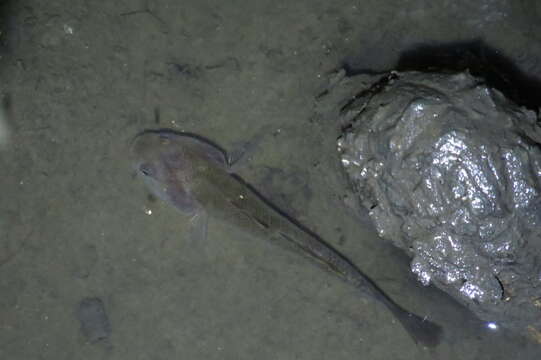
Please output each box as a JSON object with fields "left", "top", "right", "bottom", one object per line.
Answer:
{"left": 336, "top": 70, "right": 541, "bottom": 336}
{"left": 2, "top": 0, "right": 541, "bottom": 359}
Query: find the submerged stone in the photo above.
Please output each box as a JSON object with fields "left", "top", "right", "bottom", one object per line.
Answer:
{"left": 333, "top": 70, "right": 541, "bottom": 335}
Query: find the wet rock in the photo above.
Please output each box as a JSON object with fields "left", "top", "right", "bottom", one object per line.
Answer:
{"left": 326, "top": 69, "right": 541, "bottom": 335}
{"left": 77, "top": 297, "right": 111, "bottom": 343}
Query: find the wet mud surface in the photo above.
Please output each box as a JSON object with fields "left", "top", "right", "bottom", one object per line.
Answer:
{"left": 1, "top": 0, "right": 541, "bottom": 359}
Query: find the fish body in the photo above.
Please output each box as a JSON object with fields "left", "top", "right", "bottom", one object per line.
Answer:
{"left": 131, "top": 129, "right": 442, "bottom": 347}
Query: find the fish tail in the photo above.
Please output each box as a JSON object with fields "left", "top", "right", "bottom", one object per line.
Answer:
{"left": 389, "top": 305, "right": 442, "bottom": 348}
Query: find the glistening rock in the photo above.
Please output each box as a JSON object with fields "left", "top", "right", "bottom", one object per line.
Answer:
{"left": 335, "top": 70, "right": 541, "bottom": 336}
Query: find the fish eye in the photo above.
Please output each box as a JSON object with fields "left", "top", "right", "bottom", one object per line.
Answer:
{"left": 139, "top": 163, "right": 154, "bottom": 176}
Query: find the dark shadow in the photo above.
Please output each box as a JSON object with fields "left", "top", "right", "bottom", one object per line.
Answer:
{"left": 0, "top": 0, "right": 13, "bottom": 54}
{"left": 344, "top": 39, "right": 541, "bottom": 110}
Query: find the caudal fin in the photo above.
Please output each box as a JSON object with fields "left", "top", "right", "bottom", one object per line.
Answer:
{"left": 393, "top": 308, "right": 443, "bottom": 347}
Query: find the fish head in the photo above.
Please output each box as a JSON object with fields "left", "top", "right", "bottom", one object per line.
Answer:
{"left": 130, "top": 130, "right": 226, "bottom": 214}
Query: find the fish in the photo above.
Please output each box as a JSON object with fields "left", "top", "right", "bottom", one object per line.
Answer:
{"left": 130, "top": 129, "right": 442, "bottom": 347}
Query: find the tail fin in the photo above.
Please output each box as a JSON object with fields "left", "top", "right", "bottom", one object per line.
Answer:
{"left": 392, "top": 307, "right": 443, "bottom": 347}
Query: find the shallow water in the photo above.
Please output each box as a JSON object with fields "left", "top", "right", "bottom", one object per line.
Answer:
{"left": 1, "top": 0, "right": 540, "bottom": 359}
